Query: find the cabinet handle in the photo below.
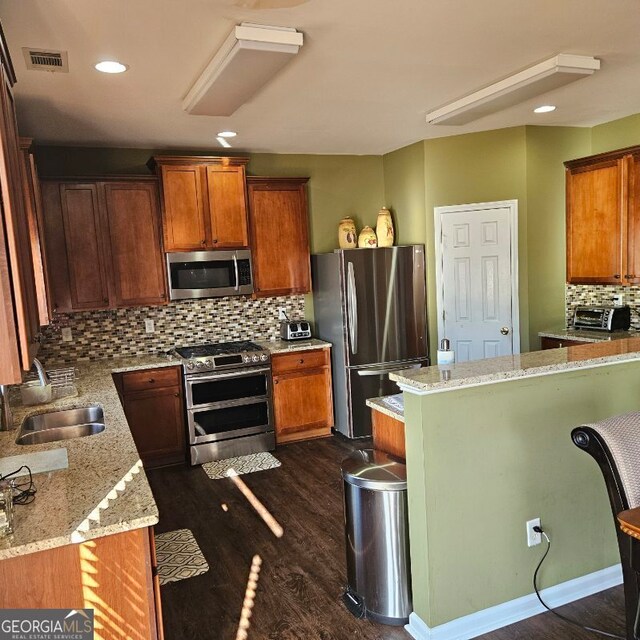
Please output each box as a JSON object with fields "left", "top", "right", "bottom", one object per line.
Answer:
{"left": 559, "top": 342, "right": 564, "bottom": 348}
{"left": 614, "top": 274, "right": 621, "bottom": 279}
{"left": 201, "top": 239, "right": 206, "bottom": 245}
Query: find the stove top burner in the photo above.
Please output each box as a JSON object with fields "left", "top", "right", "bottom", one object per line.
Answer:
{"left": 174, "top": 340, "right": 270, "bottom": 373}
{"left": 175, "top": 341, "right": 262, "bottom": 359}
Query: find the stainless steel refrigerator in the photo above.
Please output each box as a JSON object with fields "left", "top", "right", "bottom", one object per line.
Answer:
{"left": 311, "top": 245, "right": 428, "bottom": 438}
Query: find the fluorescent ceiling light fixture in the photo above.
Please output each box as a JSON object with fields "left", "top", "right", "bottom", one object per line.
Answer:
{"left": 95, "top": 60, "right": 128, "bottom": 74}
{"left": 216, "top": 136, "right": 232, "bottom": 148}
{"left": 183, "top": 23, "right": 303, "bottom": 116}
{"left": 426, "top": 54, "right": 599, "bottom": 126}
{"left": 217, "top": 131, "right": 237, "bottom": 138}
{"left": 534, "top": 105, "right": 557, "bottom": 113}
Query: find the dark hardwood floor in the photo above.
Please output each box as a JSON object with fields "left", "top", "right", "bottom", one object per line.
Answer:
{"left": 147, "top": 437, "right": 626, "bottom": 640}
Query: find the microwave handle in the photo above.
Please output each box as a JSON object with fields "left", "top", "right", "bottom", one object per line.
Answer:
{"left": 233, "top": 255, "right": 239, "bottom": 291}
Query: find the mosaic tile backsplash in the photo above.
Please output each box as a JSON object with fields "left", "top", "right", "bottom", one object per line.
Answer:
{"left": 566, "top": 284, "right": 640, "bottom": 329}
{"left": 38, "top": 295, "right": 306, "bottom": 366}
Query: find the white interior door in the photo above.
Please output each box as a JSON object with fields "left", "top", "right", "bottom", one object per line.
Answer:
{"left": 435, "top": 200, "right": 519, "bottom": 362}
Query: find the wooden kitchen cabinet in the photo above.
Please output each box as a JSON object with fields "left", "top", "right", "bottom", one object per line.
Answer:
{"left": 0, "top": 37, "right": 41, "bottom": 384}
{"left": 247, "top": 177, "right": 311, "bottom": 297}
{"left": 151, "top": 156, "right": 250, "bottom": 251}
{"left": 41, "top": 177, "right": 167, "bottom": 313}
{"left": 272, "top": 348, "right": 333, "bottom": 444}
{"left": 115, "top": 366, "right": 186, "bottom": 468}
{"left": 19, "top": 138, "right": 50, "bottom": 325}
{"left": 540, "top": 337, "right": 588, "bottom": 349}
{"left": 0, "top": 526, "right": 164, "bottom": 640}
{"left": 566, "top": 145, "right": 640, "bottom": 285}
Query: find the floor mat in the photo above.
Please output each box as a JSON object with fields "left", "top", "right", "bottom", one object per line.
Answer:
{"left": 202, "top": 452, "right": 281, "bottom": 480}
{"left": 155, "top": 528, "right": 209, "bottom": 585}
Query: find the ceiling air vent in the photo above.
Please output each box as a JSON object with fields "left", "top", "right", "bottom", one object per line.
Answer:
{"left": 22, "top": 48, "right": 69, "bottom": 72}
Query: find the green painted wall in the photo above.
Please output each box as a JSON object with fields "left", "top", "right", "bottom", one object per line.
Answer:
{"left": 382, "top": 141, "right": 426, "bottom": 246}
{"left": 405, "top": 361, "right": 640, "bottom": 627}
{"left": 592, "top": 112, "right": 640, "bottom": 155}
{"left": 423, "top": 127, "right": 530, "bottom": 352}
{"left": 525, "top": 127, "right": 591, "bottom": 348}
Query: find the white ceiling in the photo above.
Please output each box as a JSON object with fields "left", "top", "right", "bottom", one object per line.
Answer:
{"left": 3, "top": 0, "right": 640, "bottom": 155}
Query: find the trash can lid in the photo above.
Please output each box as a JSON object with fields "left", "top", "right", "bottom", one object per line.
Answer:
{"left": 341, "top": 449, "right": 407, "bottom": 491}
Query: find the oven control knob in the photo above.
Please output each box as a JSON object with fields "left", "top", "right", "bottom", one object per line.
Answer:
{"left": 260, "top": 354, "right": 268, "bottom": 361}
{"left": 186, "top": 362, "right": 194, "bottom": 370}
{"left": 205, "top": 359, "right": 212, "bottom": 367}
{"left": 243, "top": 355, "right": 250, "bottom": 363}
{"left": 196, "top": 361, "right": 205, "bottom": 368}
{"left": 252, "top": 355, "right": 259, "bottom": 362}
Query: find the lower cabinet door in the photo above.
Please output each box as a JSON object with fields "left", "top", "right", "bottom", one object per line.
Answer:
{"left": 122, "top": 386, "right": 186, "bottom": 467}
{"left": 273, "top": 367, "right": 334, "bottom": 444}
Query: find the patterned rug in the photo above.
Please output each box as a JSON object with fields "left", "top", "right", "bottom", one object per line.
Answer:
{"left": 202, "top": 452, "right": 281, "bottom": 480}
{"left": 155, "top": 529, "right": 209, "bottom": 586}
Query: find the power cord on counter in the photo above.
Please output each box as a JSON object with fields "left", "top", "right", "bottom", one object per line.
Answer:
{"left": 0, "top": 465, "right": 36, "bottom": 505}
{"left": 532, "top": 525, "right": 624, "bottom": 639}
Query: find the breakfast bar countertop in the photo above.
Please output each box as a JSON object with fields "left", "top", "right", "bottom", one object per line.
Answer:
{"left": 538, "top": 327, "right": 639, "bottom": 342}
{"left": 391, "top": 337, "right": 640, "bottom": 395}
{"left": 0, "top": 354, "right": 180, "bottom": 560}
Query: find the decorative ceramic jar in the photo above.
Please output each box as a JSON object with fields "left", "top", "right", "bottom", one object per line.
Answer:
{"left": 358, "top": 226, "right": 377, "bottom": 248}
{"left": 338, "top": 217, "right": 357, "bottom": 249}
{"left": 376, "top": 206, "right": 394, "bottom": 247}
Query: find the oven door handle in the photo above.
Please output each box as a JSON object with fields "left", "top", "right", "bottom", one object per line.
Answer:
{"left": 186, "top": 366, "right": 271, "bottom": 383}
{"left": 233, "top": 255, "right": 239, "bottom": 291}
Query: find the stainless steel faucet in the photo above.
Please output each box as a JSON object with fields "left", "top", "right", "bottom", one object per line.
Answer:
{"left": 32, "top": 358, "right": 50, "bottom": 386}
{"left": 0, "top": 385, "right": 12, "bottom": 431}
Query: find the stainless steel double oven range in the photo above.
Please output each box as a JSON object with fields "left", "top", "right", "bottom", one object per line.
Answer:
{"left": 173, "top": 341, "right": 275, "bottom": 465}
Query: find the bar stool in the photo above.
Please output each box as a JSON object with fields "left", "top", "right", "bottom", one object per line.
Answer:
{"left": 572, "top": 412, "right": 640, "bottom": 640}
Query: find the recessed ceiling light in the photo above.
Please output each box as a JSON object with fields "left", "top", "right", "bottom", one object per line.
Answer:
{"left": 216, "top": 136, "right": 232, "bottom": 148}
{"left": 95, "top": 60, "right": 128, "bottom": 74}
{"left": 534, "top": 105, "right": 556, "bottom": 114}
{"left": 217, "top": 131, "right": 237, "bottom": 138}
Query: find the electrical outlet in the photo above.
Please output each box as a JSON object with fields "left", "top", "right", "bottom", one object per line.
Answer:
{"left": 61, "top": 327, "right": 72, "bottom": 342}
{"left": 613, "top": 293, "right": 624, "bottom": 306}
{"left": 278, "top": 307, "right": 288, "bottom": 321}
{"left": 526, "top": 517, "right": 542, "bottom": 547}
{"left": 145, "top": 319, "right": 155, "bottom": 334}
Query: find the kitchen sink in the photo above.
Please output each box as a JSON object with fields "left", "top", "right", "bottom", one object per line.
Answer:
{"left": 16, "top": 406, "right": 105, "bottom": 445}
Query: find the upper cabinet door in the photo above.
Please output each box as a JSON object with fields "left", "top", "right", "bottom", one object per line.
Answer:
{"left": 102, "top": 182, "right": 167, "bottom": 307}
{"left": 248, "top": 178, "right": 311, "bottom": 297}
{"left": 0, "top": 65, "right": 40, "bottom": 372}
{"left": 206, "top": 165, "right": 249, "bottom": 248}
{"left": 59, "top": 184, "right": 111, "bottom": 310}
{"left": 626, "top": 154, "right": 640, "bottom": 286}
{"left": 566, "top": 158, "right": 624, "bottom": 284}
{"left": 159, "top": 165, "right": 207, "bottom": 251}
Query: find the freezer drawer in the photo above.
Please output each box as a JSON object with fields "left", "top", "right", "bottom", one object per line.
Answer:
{"left": 346, "top": 360, "right": 427, "bottom": 438}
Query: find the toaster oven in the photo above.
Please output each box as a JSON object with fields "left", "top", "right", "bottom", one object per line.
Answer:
{"left": 572, "top": 305, "right": 631, "bottom": 331}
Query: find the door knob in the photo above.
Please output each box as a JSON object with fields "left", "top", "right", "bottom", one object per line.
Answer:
{"left": 500, "top": 327, "right": 510, "bottom": 335}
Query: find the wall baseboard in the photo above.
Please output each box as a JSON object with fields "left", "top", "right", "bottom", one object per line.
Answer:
{"left": 405, "top": 564, "right": 622, "bottom": 640}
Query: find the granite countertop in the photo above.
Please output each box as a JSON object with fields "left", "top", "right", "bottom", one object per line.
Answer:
{"left": 256, "top": 338, "right": 332, "bottom": 354}
{"left": 390, "top": 338, "right": 640, "bottom": 395}
{"left": 0, "top": 354, "right": 180, "bottom": 560}
{"left": 366, "top": 394, "right": 405, "bottom": 422}
{"left": 538, "top": 327, "right": 639, "bottom": 342}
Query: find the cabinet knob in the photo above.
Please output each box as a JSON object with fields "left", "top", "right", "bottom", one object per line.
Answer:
{"left": 614, "top": 274, "right": 621, "bottom": 279}
{"left": 174, "top": 392, "right": 179, "bottom": 397}
{"left": 103, "top": 298, "right": 109, "bottom": 303}
{"left": 299, "top": 358, "right": 304, "bottom": 364}
{"left": 559, "top": 342, "right": 564, "bottom": 348}
{"left": 148, "top": 378, "right": 155, "bottom": 384}
{"left": 201, "top": 239, "right": 206, "bottom": 245}
{"left": 274, "top": 380, "right": 278, "bottom": 385}
{"left": 213, "top": 239, "right": 218, "bottom": 244}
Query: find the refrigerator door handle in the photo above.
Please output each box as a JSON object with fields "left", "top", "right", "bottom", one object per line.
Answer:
{"left": 347, "top": 262, "right": 358, "bottom": 354}
{"left": 356, "top": 362, "right": 423, "bottom": 376}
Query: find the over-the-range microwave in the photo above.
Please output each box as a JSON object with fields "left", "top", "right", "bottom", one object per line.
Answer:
{"left": 166, "top": 250, "right": 253, "bottom": 300}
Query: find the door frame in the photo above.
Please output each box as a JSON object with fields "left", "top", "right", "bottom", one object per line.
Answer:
{"left": 434, "top": 199, "right": 520, "bottom": 355}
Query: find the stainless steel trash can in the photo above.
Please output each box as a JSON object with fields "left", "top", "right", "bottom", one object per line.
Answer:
{"left": 341, "top": 449, "right": 412, "bottom": 625}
